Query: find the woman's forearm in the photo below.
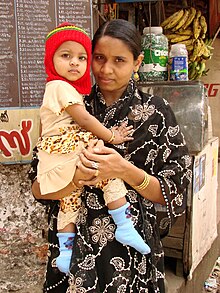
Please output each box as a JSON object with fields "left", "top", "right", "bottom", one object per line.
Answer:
{"left": 116, "top": 158, "right": 165, "bottom": 205}
{"left": 79, "top": 145, "right": 165, "bottom": 205}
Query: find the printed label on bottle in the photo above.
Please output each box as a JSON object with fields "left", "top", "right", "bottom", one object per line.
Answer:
{"left": 139, "top": 48, "right": 168, "bottom": 81}
{"left": 170, "top": 56, "right": 188, "bottom": 81}
{"left": 140, "top": 48, "right": 168, "bottom": 69}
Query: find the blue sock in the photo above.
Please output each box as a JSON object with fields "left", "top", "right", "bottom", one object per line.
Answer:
{"left": 109, "top": 202, "right": 151, "bottom": 254}
{"left": 56, "top": 232, "right": 75, "bottom": 274}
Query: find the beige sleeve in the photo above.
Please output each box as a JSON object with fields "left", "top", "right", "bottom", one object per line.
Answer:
{"left": 43, "top": 80, "right": 84, "bottom": 115}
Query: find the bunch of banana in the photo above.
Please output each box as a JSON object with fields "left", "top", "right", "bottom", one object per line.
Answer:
{"left": 188, "top": 61, "right": 207, "bottom": 80}
{"left": 160, "top": 7, "right": 213, "bottom": 80}
{"left": 188, "top": 38, "right": 213, "bottom": 80}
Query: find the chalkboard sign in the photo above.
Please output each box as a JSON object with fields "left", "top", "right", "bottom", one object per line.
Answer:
{"left": 0, "top": 0, "right": 92, "bottom": 164}
{"left": 0, "top": 0, "right": 93, "bottom": 108}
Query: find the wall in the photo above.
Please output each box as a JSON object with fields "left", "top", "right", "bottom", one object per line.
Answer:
{"left": 204, "top": 37, "right": 220, "bottom": 225}
{"left": 201, "top": 38, "right": 220, "bottom": 149}
{"left": 0, "top": 164, "right": 47, "bottom": 292}
{"left": 0, "top": 1, "right": 93, "bottom": 289}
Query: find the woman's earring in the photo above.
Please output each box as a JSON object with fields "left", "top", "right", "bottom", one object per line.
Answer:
{"left": 133, "top": 71, "right": 139, "bottom": 82}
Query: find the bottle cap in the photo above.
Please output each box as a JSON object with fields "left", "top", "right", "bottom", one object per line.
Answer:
{"left": 143, "top": 26, "right": 163, "bottom": 35}
{"left": 171, "top": 43, "right": 186, "bottom": 49}
{"left": 170, "top": 43, "right": 187, "bottom": 56}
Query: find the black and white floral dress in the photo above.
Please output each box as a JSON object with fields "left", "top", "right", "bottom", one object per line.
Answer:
{"left": 29, "top": 79, "right": 192, "bottom": 293}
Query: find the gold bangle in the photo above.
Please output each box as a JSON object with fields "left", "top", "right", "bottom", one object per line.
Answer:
{"left": 71, "top": 180, "right": 82, "bottom": 190}
{"left": 132, "top": 171, "right": 150, "bottom": 191}
{"left": 107, "top": 130, "right": 115, "bottom": 143}
{"left": 71, "top": 180, "right": 77, "bottom": 188}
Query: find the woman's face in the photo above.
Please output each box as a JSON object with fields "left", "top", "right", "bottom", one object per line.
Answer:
{"left": 92, "top": 36, "right": 141, "bottom": 101}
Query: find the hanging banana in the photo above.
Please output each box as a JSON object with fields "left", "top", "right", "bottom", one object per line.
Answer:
{"left": 171, "top": 9, "right": 190, "bottom": 32}
{"left": 188, "top": 61, "right": 198, "bottom": 80}
{"left": 176, "top": 39, "right": 194, "bottom": 46}
{"left": 182, "top": 7, "right": 197, "bottom": 30}
{"left": 166, "top": 33, "right": 191, "bottom": 40}
{"left": 186, "top": 44, "right": 194, "bottom": 52}
{"left": 190, "top": 39, "right": 201, "bottom": 62}
{"left": 161, "top": 9, "right": 184, "bottom": 30}
{"left": 193, "top": 16, "right": 202, "bottom": 39}
{"left": 178, "top": 28, "right": 193, "bottom": 36}
{"left": 170, "top": 34, "right": 191, "bottom": 43}
{"left": 200, "top": 15, "right": 207, "bottom": 39}
{"left": 160, "top": 7, "right": 213, "bottom": 80}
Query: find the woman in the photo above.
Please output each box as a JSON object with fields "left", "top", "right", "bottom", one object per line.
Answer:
{"left": 30, "top": 19, "right": 192, "bottom": 292}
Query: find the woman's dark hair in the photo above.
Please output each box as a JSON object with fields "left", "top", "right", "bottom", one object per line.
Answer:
{"left": 92, "top": 19, "right": 141, "bottom": 60}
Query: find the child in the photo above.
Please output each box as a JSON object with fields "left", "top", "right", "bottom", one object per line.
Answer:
{"left": 37, "top": 23, "right": 150, "bottom": 274}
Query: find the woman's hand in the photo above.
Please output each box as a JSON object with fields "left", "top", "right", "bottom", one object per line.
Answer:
{"left": 78, "top": 140, "right": 126, "bottom": 186}
{"left": 78, "top": 139, "right": 165, "bottom": 205}
{"left": 32, "top": 141, "right": 100, "bottom": 200}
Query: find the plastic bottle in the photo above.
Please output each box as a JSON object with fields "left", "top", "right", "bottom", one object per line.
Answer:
{"left": 139, "top": 26, "right": 168, "bottom": 82}
{"left": 170, "top": 43, "right": 188, "bottom": 81}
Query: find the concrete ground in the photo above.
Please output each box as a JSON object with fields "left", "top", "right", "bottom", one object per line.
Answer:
{"left": 166, "top": 224, "right": 220, "bottom": 293}
{"left": 166, "top": 162, "right": 220, "bottom": 293}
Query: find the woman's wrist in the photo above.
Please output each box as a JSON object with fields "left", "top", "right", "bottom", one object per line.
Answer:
{"left": 71, "top": 180, "right": 77, "bottom": 189}
{"left": 107, "top": 129, "right": 115, "bottom": 143}
{"left": 120, "top": 160, "right": 149, "bottom": 187}
{"left": 116, "top": 157, "right": 165, "bottom": 205}
{"left": 72, "top": 177, "right": 83, "bottom": 189}
{"left": 131, "top": 171, "right": 150, "bottom": 191}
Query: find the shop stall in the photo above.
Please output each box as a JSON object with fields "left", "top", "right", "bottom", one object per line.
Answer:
{"left": 139, "top": 81, "right": 219, "bottom": 277}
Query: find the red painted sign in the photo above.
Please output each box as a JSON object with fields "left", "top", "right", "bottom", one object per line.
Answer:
{"left": 204, "top": 84, "right": 220, "bottom": 97}
{"left": 0, "top": 108, "right": 40, "bottom": 163}
{"left": 0, "top": 120, "right": 32, "bottom": 158}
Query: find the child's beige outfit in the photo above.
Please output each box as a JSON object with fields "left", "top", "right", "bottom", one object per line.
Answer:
{"left": 37, "top": 80, "right": 127, "bottom": 230}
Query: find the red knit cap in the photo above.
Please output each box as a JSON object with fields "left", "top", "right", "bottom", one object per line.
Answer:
{"left": 44, "top": 22, "right": 91, "bottom": 95}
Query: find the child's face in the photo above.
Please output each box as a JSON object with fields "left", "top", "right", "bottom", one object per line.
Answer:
{"left": 53, "top": 41, "right": 88, "bottom": 81}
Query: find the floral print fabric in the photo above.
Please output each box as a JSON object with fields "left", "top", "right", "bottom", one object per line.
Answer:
{"left": 29, "top": 79, "right": 192, "bottom": 292}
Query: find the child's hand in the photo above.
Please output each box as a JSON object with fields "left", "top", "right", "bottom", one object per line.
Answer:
{"left": 111, "top": 123, "right": 134, "bottom": 144}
